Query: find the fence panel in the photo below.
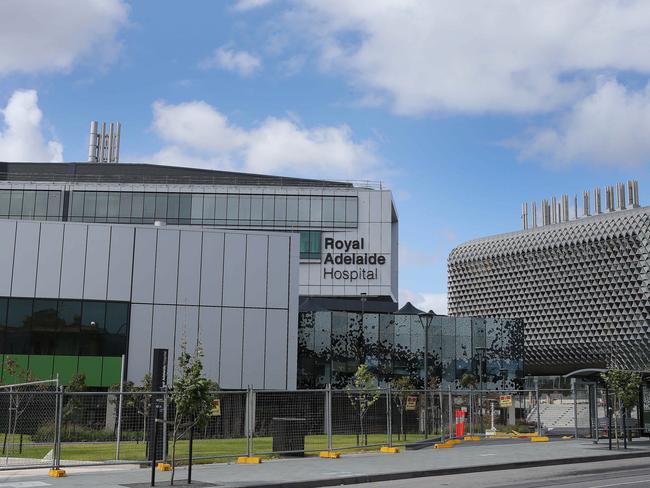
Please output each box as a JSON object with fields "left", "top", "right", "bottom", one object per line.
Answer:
{"left": 0, "top": 384, "right": 58, "bottom": 470}
{"left": 331, "top": 389, "right": 388, "bottom": 451}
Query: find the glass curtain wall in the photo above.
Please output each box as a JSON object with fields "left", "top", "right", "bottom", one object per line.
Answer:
{"left": 298, "top": 311, "right": 524, "bottom": 389}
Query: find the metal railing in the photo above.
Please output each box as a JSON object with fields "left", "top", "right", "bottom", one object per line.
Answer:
{"left": 0, "top": 386, "right": 641, "bottom": 470}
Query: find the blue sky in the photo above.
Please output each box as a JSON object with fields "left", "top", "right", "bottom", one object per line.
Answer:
{"left": 2, "top": 0, "right": 650, "bottom": 313}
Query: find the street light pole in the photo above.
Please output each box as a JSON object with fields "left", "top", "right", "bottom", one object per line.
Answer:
{"left": 476, "top": 347, "right": 487, "bottom": 434}
{"left": 418, "top": 312, "right": 434, "bottom": 437}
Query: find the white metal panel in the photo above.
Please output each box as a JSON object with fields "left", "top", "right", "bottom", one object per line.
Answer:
{"left": 241, "top": 308, "right": 266, "bottom": 388}
{"left": 199, "top": 232, "right": 224, "bottom": 306}
{"left": 83, "top": 225, "right": 111, "bottom": 300}
{"left": 36, "top": 223, "right": 64, "bottom": 298}
{"left": 0, "top": 220, "right": 16, "bottom": 296}
{"left": 60, "top": 224, "right": 87, "bottom": 299}
{"left": 266, "top": 235, "right": 289, "bottom": 309}
{"left": 245, "top": 235, "right": 268, "bottom": 308}
{"left": 219, "top": 307, "right": 244, "bottom": 388}
{"left": 198, "top": 306, "right": 221, "bottom": 383}
{"left": 368, "top": 191, "right": 382, "bottom": 223}
{"left": 177, "top": 231, "right": 202, "bottom": 306}
{"left": 286, "top": 234, "right": 299, "bottom": 389}
{"left": 222, "top": 233, "right": 246, "bottom": 307}
{"left": 131, "top": 228, "right": 156, "bottom": 304}
{"left": 12, "top": 222, "right": 40, "bottom": 297}
{"left": 264, "top": 309, "right": 288, "bottom": 389}
{"left": 127, "top": 304, "right": 153, "bottom": 383}
{"left": 154, "top": 230, "right": 180, "bottom": 305}
{"left": 107, "top": 226, "right": 134, "bottom": 301}
{"left": 151, "top": 304, "right": 176, "bottom": 380}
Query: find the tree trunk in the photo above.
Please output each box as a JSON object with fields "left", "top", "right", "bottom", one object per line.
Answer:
{"left": 400, "top": 409, "right": 404, "bottom": 441}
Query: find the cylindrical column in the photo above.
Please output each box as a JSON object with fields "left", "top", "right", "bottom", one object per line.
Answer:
{"left": 87, "top": 121, "right": 98, "bottom": 162}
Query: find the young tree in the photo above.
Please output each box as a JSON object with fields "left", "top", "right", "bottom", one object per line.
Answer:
{"left": 169, "top": 343, "right": 217, "bottom": 485}
{"left": 110, "top": 374, "right": 152, "bottom": 443}
{"left": 346, "top": 364, "right": 381, "bottom": 446}
{"left": 391, "top": 377, "right": 415, "bottom": 441}
{"left": 63, "top": 373, "right": 87, "bottom": 429}
{"left": 2, "top": 357, "right": 38, "bottom": 455}
{"left": 459, "top": 373, "right": 478, "bottom": 390}
{"left": 601, "top": 369, "right": 641, "bottom": 448}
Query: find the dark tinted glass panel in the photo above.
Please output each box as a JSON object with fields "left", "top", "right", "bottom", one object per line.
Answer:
{"left": 334, "top": 197, "right": 346, "bottom": 224}
{"left": 6, "top": 298, "right": 32, "bottom": 354}
{"left": 155, "top": 194, "right": 167, "bottom": 220}
{"left": 58, "top": 300, "right": 81, "bottom": 328}
{"left": 250, "top": 196, "right": 262, "bottom": 223}
{"left": 47, "top": 191, "right": 61, "bottom": 219}
{"left": 82, "top": 302, "right": 105, "bottom": 329}
{"left": 227, "top": 195, "right": 239, "bottom": 222}
{"left": 263, "top": 195, "right": 274, "bottom": 224}
{"left": 34, "top": 191, "right": 48, "bottom": 218}
{"left": 143, "top": 193, "right": 156, "bottom": 220}
{"left": 298, "top": 196, "right": 310, "bottom": 224}
{"left": 214, "top": 195, "right": 227, "bottom": 222}
{"left": 57, "top": 300, "right": 81, "bottom": 355}
{"left": 119, "top": 192, "right": 133, "bottom": 221}
{"left": 0, "top": 190, "right": 10, "bottom": 216}
{"left": 95, "top": 192, "right": 109, "bottom": 219}
{"left": 83, "top": 191, "right": 96, "bottom": 220}
{"left": 322, "top": 197, "right": 334, "bottom": 223}
{"left": 286, "top": 196, "right": 298, "bottom": 223}
{"left": 179, "top": 194, "right": 191, "bottom": 224}
{"left": 274, "top": 195, "right": 286, "bottom": 223}
{"left": 107, "top": 193, "right": 120, "bottom": 221}
{"left": 31, "top": 299, "right": 58, "bottom": 354}
{"left": 191, "top": 194, "right": 203, "bottom": 224}
{"left": 103, "top": 303, "right": 129, "bottom": 355}
{"left": 238, "top": 195, "right": 251, "bottom": 223}
{"left": 22, "top": 190, "right": 36, "bottom": 219}
{"left": 167, "top": 193, "right": 179, "bottom": 223}
{"left": 203, "top": 194, "right": 215, "bottom": 222}
{"left": 131, "top": 192, "right": 144, "bottom": 221}
{"left": 9, "top": 190, "right": 22, "bottom": 218}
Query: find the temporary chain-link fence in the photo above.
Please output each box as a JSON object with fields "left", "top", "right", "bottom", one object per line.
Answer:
{"left": 0, "top": 386, "right": 645, "bottom": 471}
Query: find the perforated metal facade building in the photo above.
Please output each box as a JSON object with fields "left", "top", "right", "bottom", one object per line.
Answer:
{"left": 448, "top": 206, "right": 650, "bottom": 375}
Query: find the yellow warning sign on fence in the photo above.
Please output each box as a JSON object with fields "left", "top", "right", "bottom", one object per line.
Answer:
{"left": 210, "top": 398, "right": 222, "bottom": 416}
{"left": 406, "top": 395, "right": 418, "bottom": 411}
{"left": 499, "top": 395, "right": 512, "bottom": 407}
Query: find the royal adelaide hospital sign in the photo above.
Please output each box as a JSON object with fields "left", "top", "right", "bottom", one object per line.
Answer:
{"left": 322, "top": 237, "right": 387, "bottom": 282}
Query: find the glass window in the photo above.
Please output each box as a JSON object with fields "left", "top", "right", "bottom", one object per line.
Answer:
{"left": 143, "top": 193, "right": 156, "bottom": 221}
{"left": 58, "top": 300, "right": 81, "bottom": 329}
{"left": 310, "top": 196, "right": 322, "bottom": 223}
{"left": 322, "top": 196, "right": 334, "bottom": 224}
{"left": 83, "top": 191, "right": 96, "bottom": 221}
{"left": 46, "top": 191, "right": 61, "bottom": 220}
{"left": 179, "top": 194, "right": 192, "bottom": 225}
{"left": 31, "top": 299, "right": 58, "bottom": 355}
{"left": 0, "top": 298, "right": 6, "bottom": 353}
{"left": 227, "top": 195, "right": 239, "bottom": 223}
{"left": 34, "top": 191, "right": 48, "bottom": 219}
{"left": 95, "top": 192, "right": 109, "bottom": 220}
{"left": 214, "top": 195, "right": 227, "bottom": 224}
{"left": 167, "top": 193, "right": 180, "bottom": 224}
{"left": 119, "top": 192, "right": 133, "bottom": 222}
{"left": 82, "top": 301, "right": 105, "bottom": 330}
{"left": 155, "top": 193, "right": 167, "bottom": 220}
{"left": 131, "top": 192, "right": 144, "bottom": 222}
{"left": 191, "top": 194, "right": 203, "bottom": 224}
{"left": 6, "top": 298, "right": 32, "bottom": 355}
{"left": 9, "top": 190, "right": 22, "bottom": 218}
{"left": 334, "top": 197, "right": 346, "bottom": 225}
{"left": 203, "top": 194, "right": 216, "bottom": 223}
{"left": 346, "top": 197, "right": 358, "bottom": 224}
{"left": 263, "top": 195, "right": 274, "bottom": 225}
{"left": 286, "top": 196, "right": 298, "bottom": 224}
{"left": 274, "top": 195, "right": 286, "bottom": 224}
{"left": 107, "top": 192, "right": 120, "bottom": 222}
{"left": 0, "top": 190, "right": 10, "bottom": 217}
{"left": 250, "top": 196, "right": 262, "bottom": 224}
{"left": 298, "top": 196, "right": 310, "bottom": 224}
{"left": 238, "top": 195, "right": 251, "bottom": 224}
{"left": 309, "top": 231, "right": 321, "bottom": 257}
{"left": 21, "top": 190, "right": 36, "bottom": 219}
{"left": 70, "top": 192, "right": 83, "bottom": 220}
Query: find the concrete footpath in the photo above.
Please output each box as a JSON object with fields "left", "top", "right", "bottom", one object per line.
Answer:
{"left": 2, "top": 438, "right": 650, "bottom": 488}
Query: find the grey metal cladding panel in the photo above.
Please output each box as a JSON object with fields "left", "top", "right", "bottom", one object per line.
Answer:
{"left": 200, "top": 233, "right": 224, "bottom": 306}
{"left": 174, "top": 305, "right": 199, "bottom": 370}
{"left": 245, "top": 235, "right": 268, "bottom": 308}
{"left": 107, "top": 226, "right": 134, "bottom": 302}
{"left": 219, "top": 307, "right": 244, "bottom": 388}
{"left": 151, "top": 304, "right": 176, "bottom": 380}
{"left": 286, "top": 235, "right": 299, "bottom": 389}
{"left": 60, "top": 224, "right": 87, "bottom": 299}
{"left": 12, "top": 222, "right": 40, "bottom": 297}
{"left": 222, "top": 234, "right": 246, "bottom": 307}
{"left": 264, "top": 309, "right": 288, "bottom": 389}
{"left": 177, "top": 231, "right": 202, "bottom": 306}
{"left": 127, "top": 304, "right": 153, "bottom": 383}
{"left": 241, "top": 308, "right": 265, "bottom": 388}
{"left": 36, "top": 223, "right": 64, "bottom": 298}
{"left": 154, "top": 230, "right": 180, "bottom": 304}
{"left": 131, "top": 228, "right": 157, "bottom": 303}
{"left": 83, "top": 225, "right": 110, "bottom": 300}
{"left": 198, "top": 306, "right": 221, "bottom": 383}
{"left": 0, "top": 221, "right": 16, "bottom": 296}
{"left": 266, "top": 235, "right": 290, "bottom": 309}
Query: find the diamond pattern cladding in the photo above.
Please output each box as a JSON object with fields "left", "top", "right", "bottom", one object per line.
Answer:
{"left": 447, "top": 207, "right": 650, "bottom": 374}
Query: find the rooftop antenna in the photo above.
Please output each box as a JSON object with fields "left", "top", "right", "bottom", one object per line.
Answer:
{"left": 88, "top": 120, "right": 121, "bottom": 163}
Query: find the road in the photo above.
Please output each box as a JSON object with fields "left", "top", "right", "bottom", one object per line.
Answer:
{"left": 341, "top": 458, "right": 650, "bottom": 488}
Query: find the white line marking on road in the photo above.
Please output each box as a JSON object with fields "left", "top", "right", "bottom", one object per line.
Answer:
{"left": 479, "top": 453, "right": 497, "bottom": 456}
{"left": 589, "top": 479, "right": 650, "bottom": 488}
{"left": 0, "top": 482, "right": 50, "bottom": 487}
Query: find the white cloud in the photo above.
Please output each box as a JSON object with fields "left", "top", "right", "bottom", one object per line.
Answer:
{"left": 400, "top": 289, "right": 448, "bottom": 315}
{"left": 519, "top": 80, "right": 650, "bottom": 167}
{"left": 0, "top": 0, "right": 128, "bottom": 76}
{"left": 200, "top": 47, "right": 262, "bottom": 77}
{"left": 233, "top": 0, "right": 275, "bottom": 11}
{"left": 149, "top": 99, "right": 379, "bottom": 178}
{"left": 0, "top": 90, "right": 63, "bottom": 162}
{"left": 279, "top": 0, "right": 650, "bottom": 115}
